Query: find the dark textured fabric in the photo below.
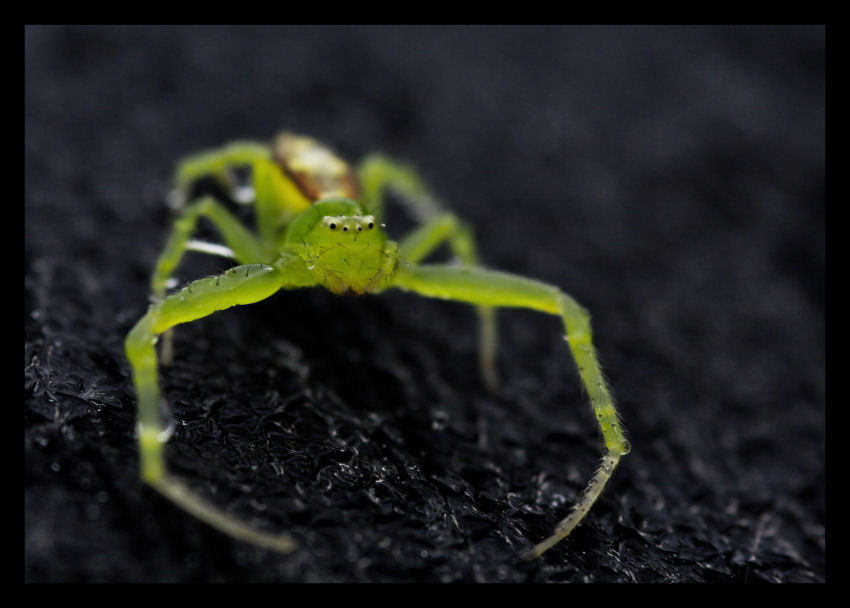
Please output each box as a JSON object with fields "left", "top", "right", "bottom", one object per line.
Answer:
{"left": 25, "top": 26, "right": 824, "bottom": 582}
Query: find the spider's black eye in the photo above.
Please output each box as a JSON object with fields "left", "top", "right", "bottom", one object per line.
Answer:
{"left": 329, "top": 223, "right": 336, "bottom": 230}
{"left": 342, "top": 225, "right": 349, "bottom": 231}
{"left": 368, "top": 222, "right": 374, "bottom": 229}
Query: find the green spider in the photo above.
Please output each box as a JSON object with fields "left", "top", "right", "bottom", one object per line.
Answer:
{"left": 125, "top": 132, "right": 629, "bottom": 560}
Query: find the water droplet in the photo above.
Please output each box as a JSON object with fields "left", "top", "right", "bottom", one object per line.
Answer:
{"left": 157, "top": 417, "right": 176, "bottom": 442}
{"left": 232, "top": 185, "right": 255, "bottom": 204}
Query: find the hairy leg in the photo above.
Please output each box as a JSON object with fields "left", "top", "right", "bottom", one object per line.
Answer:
{"left": 397, "top": 215, "right": 499, "bottom": 390}
{"left": 126, "top": 257, "right": 313, "bottom": 552}
{"left": 360, "top": 155, "right": 499, "bottom": 389}
{"left": 388, "top": 263, "right": 629, "bottom": 558}
{"left": 151, "top": 196, "right": 268, "bottom": 298}
{"left": 150, "top": 195, "right": 269, "bottom": 365}
{"left": 357, "top": 154, "right": 438, "bottom": 222}
{"left": 172, "top": 141, "right": 270, "bottom": 206}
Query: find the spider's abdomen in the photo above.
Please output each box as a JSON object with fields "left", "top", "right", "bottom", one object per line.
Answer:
{"left": 272, "top": 133, "right": 360, "bottom": 202}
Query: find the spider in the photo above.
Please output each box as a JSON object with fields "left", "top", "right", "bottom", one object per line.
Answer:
{"left": 124, "top": 132, "right": 629, "bottom": 560}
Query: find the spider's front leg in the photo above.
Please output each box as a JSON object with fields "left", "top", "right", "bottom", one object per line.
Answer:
{"left": 151, "top": 196, "right": 268, "bottom": 298}
{"left": 358, "top": 156, "right": 499, "bottom": 390}
{"left": 171, "top": 140, "right": 271, "bottom": 208}
{"left": 155, "top": 140, "right": 296, "bottom": 298}
{"left": 125, "top": 254, "right": 315, "bottom": 552}
{"left": 387, "top": 263, "right": 629, "bottom": 559}
{"left": 150, "top": 195, "right": 269, "bottom": 367}
{"left": 154, "top": 142, "right": 282, "bottom": 364}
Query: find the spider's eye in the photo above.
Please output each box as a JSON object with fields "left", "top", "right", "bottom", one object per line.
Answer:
{"left": 329, "top": 222, "right": 336, "bottom": 230}
{"left": 342, "top": 225, "right": 349, "bottom": 231}
{"left": 368, "top": 222, "right": 374, "bottom": 229}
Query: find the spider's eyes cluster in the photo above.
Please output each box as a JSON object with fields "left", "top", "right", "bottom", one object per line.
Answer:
{"left": 321, "top": 215, "right": 377, "bottom": 232}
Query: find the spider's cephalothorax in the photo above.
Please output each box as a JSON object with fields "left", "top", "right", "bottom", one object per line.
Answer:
{"left": 127, "top": 131, "right": 628, "bottom": 560}
{"left": 283, "top": 197, "right": 398, "bottom": 295}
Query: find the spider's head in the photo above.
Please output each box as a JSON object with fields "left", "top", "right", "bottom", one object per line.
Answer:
{"left": 284, "top": 198, "right": 398, "bottom": 295}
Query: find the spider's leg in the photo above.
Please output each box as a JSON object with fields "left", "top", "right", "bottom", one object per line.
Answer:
{"left": 396, "top": 215, "right": 499, "bottom": 390}
{"left": 171, "top": 141, "right": 310, "bottom": 246}
{"left": 172, "top": 141, "right": 270, "bottom": 206}
{"left": 357, "top": 154, "right": 437, "bottom": 222}
{"left": 358, "top": 155, "right": 499, "bottom": 389}
{"left": 125, "top": 255, "right": 315, "bottom": 552}
{"left": 151, "top": 196, "right": 267, "bottom": 298}
{"left": 151, "top": 196, "right": 268, "bottom": 365}
{"left": 388, "top": 263, "right": 629, "bottom": 559}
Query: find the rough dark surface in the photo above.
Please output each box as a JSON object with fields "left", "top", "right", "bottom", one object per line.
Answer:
{"left": 25, "top": 26, "right": 824, "bottom": 582}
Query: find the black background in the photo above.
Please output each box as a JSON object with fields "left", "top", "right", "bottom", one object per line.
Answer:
{"left": 25, "top": 26, "right": 824, "bottom": 582}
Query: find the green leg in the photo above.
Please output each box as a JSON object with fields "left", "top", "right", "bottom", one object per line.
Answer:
{"left": 170, "top": 141, "right": 306, "bottom": 247}
{"left": 397, "top": 214, "right": 499, "bottom": 390}
{"left": 389, "top": 264, "right": 629, "bottom": 559}
{"left": 151, "top": 196, "right": 268, "bottom": 298}
{"left": 126, "top": 257, "right": 314, "bottom": 552}
{"left": 151, "top": 195, "right": 269, "bottom": 366}
{"left": 359, "top": 155, "right": 499, "bottom": 389}
{"left": 357, "top": 154, "right": 440, "bottom": 222}
{"left": 172, "top": 141, "right": 270, "bottom": 206}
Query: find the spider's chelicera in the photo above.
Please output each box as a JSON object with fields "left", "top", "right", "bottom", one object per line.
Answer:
{"left": 125, "top": 132, "right": 629, "bottom": 560}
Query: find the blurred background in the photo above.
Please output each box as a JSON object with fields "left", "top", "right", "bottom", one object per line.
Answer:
{"left": 25, "top": 26, "right": 824, "bottom": 582}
